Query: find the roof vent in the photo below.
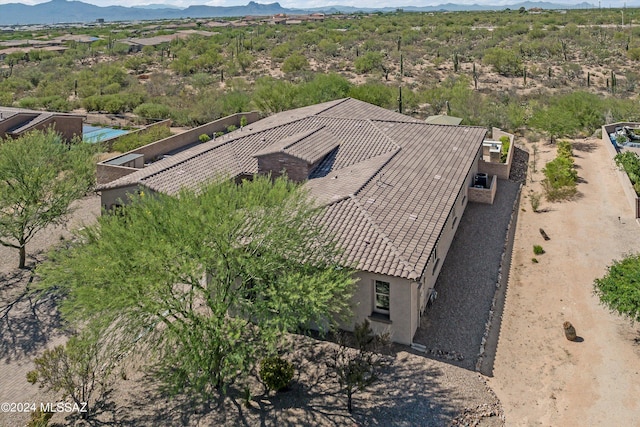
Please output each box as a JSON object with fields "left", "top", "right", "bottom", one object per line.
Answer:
{"left": 367, "top": 198, "right": 376, "bottom": 204}
{"left": 408, "top": 214, "right": 418, "bottom": 221}
{"left": 434, "top": 174, "right": 441, "bottom": 180}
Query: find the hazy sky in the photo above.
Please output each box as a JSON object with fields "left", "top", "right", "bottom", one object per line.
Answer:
{"left": 0, "top": 0, "right": 635, "bottom": 9}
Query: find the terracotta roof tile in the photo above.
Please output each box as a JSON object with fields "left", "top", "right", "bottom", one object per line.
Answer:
{"left": 99, "top": 98, "right": 486, "bottom": 280}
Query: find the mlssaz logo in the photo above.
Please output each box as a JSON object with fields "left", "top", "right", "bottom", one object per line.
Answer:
{"left": 40, "top": 402, "right": 88, "bottom": 413}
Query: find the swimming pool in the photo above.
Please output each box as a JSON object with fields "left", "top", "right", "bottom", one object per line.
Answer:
{"left": 83, "top": 125, "right": 129, "bottom": 143}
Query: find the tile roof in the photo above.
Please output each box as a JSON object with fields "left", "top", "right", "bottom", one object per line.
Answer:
{"left": 99, "top": 98, "right": 486, "bottom": 279}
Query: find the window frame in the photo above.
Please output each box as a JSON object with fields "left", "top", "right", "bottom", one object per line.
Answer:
{"left": 373, "top": 280, "right": 390, "bottom": 315}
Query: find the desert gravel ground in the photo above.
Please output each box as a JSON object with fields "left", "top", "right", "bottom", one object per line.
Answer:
{"left": 0, "top": 193, "right": 503, "bottom": 426}
{"left": 488, "top": 138, "right": 640, "bottom": 426}
{"left": 413, "top": 178, "right": 521, "bottom": 371}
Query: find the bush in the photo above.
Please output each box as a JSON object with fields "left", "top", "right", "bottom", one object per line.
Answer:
{"left": 260, "top": 356, "right": 294, "bottom": 392}
{"left": 112, "top": 125, "right": 172, "bottom": 153}
{"left": 533, "top": 245, "right": 545, "bottom": 255}
{"left": 199, "top": 133, "right": 211, "bottom": 143}
{"left": 27, "top": 408, "right": 53, "bottom": 427}
{"left": 133, "top": 103, "right": 172, "bottom": 121}
{"left": 542, "top": 141, "right": 578, "bottom": 200}
{"left": 354, "top": 51, "right": 385, "bottom": 74}
{"left": 500, "top": 135, "right": 510, "bottom": 163}
{"left": 614, "top": 151, "right": 640, "bottom": 194}
{"left": 281, "top": 53, "right": 309, "bottom": 74}
{"left": 530, "top": 192, "right": 541, "bottom": 212}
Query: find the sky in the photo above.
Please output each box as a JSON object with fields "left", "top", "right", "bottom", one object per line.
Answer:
{"left": 0, "top": 0, "right": 636, "bottom": 10}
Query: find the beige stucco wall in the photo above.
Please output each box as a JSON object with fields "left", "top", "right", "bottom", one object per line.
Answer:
{"left": 468, "top": 175, "right": 497, "bottom": 204}
{"left": 478, "top": 128, "right": 514, "bottom": 180}
{"left": 0, "top": 114, "right": 82, "bottom": 142}
{"left": 96, "top": 164, "right": 138, "bottom": 185}
{"left": 100, "top": 185, "right": 151, "bottom": 211}
{"left": 344, "top": 271, "right": 416, "bottom": 345}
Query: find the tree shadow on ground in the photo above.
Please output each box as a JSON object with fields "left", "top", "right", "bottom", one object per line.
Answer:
{"left": 572, "top": 140, "right": 599, "bottom": 153}
{"left": 0, "top": 268, "right": 65, "bottom": 362}
{"left": 101, "top": 335, "right": 486, "bottom": 427}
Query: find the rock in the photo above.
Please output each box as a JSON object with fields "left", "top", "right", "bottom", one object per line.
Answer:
{"left": 564, "top": 321, "right": 577, "bottom": 341}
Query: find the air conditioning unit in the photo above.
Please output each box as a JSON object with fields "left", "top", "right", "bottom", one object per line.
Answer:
{"left": 474, "top": 173, "right": 488, "bottom": 188}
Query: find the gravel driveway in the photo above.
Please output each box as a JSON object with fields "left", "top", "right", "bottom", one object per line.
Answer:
{"left": 413, "top": 179, "right": 521, "bottom": 371}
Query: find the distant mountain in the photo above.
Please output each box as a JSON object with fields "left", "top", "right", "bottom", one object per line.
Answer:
{"left": 135, "top": 3, "right": 184, "bottom": 9}
{"left": 0, "top": 0, "right": 596, "bottom": 26}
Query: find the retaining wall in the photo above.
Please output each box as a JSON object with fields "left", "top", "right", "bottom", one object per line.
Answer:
{"left": 601, "top": 123, "right": 640, "bottom": 218}
{"left": 476, "top": 182, "right": 523, "bottom": 376}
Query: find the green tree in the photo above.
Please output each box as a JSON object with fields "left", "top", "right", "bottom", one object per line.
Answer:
{"left": 329, "top": 320, "right": 389, "bottom": 413}
{"left": 281, "top": 53, "right": 309, "bottom": 74}
{"left": 354, "top": 51, "right": 385, "bottom": 74}
{"left": 0, "top": 130, "right": 96, "bottom": 269}
{"left": 483, "top": 47, "right": 523, "bottom": 76}
{"left": 37, "top": 176, "right": 355, "bottom": 398}
{"left": 594, "top": 254, "right": 640, "bottom": 323}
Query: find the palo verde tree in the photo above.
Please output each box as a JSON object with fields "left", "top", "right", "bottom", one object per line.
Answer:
{"left": 594, "top": 253, "right": 640, "bottom": 325}
{"left": 0, "top": 129, "right": 96, "bottom": 269}
{"left": 37, "top": 176, "right": 355, "bottom": 398}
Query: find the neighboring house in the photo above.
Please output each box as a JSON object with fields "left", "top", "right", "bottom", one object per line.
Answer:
{"left": 123, "top": 30, "right": 214, "bottom": 52}
{"left": 97, "top": 98, "right": 489, "bottom": 345}
{"left": 0, "top": 106, "right": 83, "bottom": 142}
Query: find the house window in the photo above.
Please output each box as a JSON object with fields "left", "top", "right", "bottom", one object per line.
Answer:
{"left": 373, "top": 280, "right": 390, "bottom": 314}
{"left": 452, "top": 216, "right": 458, "bottom": 229}
{"left": 462, "top": 195, "right": 466, "bottom": 205}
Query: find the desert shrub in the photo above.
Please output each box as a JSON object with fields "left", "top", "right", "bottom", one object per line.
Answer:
{"left": 533, "top": 245, "right": 545, "bottom": 255}
{"left": 349, "top": 82, "right": 395, "bottom": 108}
{"left": 500, "top": 135, "right": 510, "bottom": 163}
{"left": 557, "top": 140, "right": 573, "bottom": 159}
{"left": 542, "top": 141, "right": 578, "bottom": 200}
{"left": 112, "top": 124, "right": 172, "bottom": 153}
{"left": 281, "top": 53, "right": 309, "bottom": 74}
{"left": 614, "top": 151, "right": 640, "bottom": 194}
{"left": 26, "top": 331, "right": 114, "bottom": 418}
{"left": 199, "top": 133, "right": 211, "bottom": 143}
{"left": 354, "top": 51, "right": 385, "bottom": 74}
{"left": 530, "top": 192, "right": 541, "bottom": 212}
{"left": 532, "top": 258, "right": 539, "bottom": 263}
{"left": 133, "top": 102, "right": 172, "bottom": 121}
{"left": 260, "top": 356, "right": 294, "bottom": 392}
{"left": 27, "top": 408, "right": 53, "bottom": 427}
{"left": 483, "top": 47, "right": 523, "bottom": 76}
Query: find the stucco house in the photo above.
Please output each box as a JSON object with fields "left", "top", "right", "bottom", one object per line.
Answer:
{"left": 97, "top": 98, "right": 489, "bottom": 345}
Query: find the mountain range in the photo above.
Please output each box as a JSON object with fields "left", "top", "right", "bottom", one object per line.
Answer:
{"left": 0, "top": 0, "right": 596, "bottom": 26}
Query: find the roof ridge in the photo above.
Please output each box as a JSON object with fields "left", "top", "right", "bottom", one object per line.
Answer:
{"left": 349, "top": 195, "right": 419, "bottom": 279}
{"left": 367, "top": 119, "right": 402, "bottom": 151}
{"left": 352, "top": 147, "right": 400, "bottom": 196}
{"left": 310, "top": 98, "right": 351, "bottom": 117}
{"left": 283, "top": 126, "right": 326, "bottom": 151}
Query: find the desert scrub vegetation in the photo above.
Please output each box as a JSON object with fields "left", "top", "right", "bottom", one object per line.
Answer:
{"left": 111, "top": 123, "right": 172, "bottom": 153}
{"left": 533, "top": 245, "right": 545, "bottom": 255}
{"left": 542, "top": 140, "right": 578, "bottom": 201}
{"left": 1, "top": 9, "right": 640, "bottom": 132}
{"left": 614, "top": 151, "right": 640, "bottom": 195}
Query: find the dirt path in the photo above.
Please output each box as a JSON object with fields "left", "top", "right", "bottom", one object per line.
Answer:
{"left": 488, "top": 138, "right": 640, "bottom": 426}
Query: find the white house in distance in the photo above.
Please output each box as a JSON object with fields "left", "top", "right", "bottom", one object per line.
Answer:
{"left": 97, "top": 98, "right": 490, "bottom": 345}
